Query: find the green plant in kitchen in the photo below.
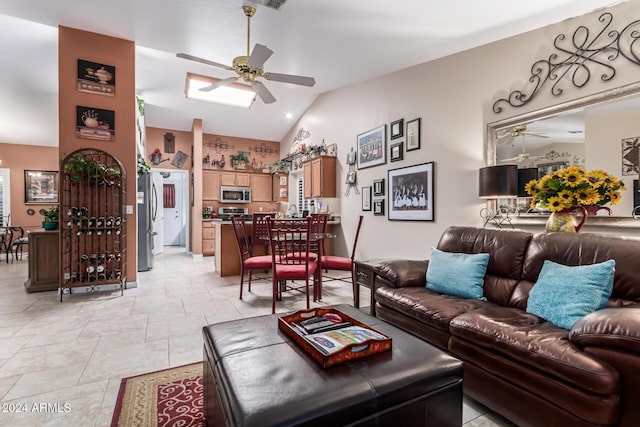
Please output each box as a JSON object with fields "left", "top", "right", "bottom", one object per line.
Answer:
{"left": 230, "top": 152, "right": 250, "bottom": 169}
{"left": 137, "top": 154, "right": 151, "bottom": 175}
{"left": 42, "top": 205, "right": 59, "bottom": 230}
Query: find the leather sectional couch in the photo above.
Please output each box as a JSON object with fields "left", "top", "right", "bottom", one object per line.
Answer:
{"left": 373, "top": 226, "right": 640, "bottom": 427}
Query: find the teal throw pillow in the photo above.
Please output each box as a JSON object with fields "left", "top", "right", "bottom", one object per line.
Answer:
{"left": 526, "top": 259, "right": 615, "bottom": 330}
{"left": 426, "top": 248, "right": 489, "bottom": 300}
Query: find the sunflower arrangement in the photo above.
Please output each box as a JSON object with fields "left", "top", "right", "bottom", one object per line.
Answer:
{"left": 525, "top": 166, "right": 625, "bottom": 212}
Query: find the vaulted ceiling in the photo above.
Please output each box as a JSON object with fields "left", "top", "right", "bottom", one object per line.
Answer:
{"left": 0, "top": 0, "right": 624, "bottom": 147}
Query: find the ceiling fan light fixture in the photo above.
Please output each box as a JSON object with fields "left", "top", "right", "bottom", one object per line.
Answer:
{"left": 185, "top": 73, "right": 255, "bottom": 108}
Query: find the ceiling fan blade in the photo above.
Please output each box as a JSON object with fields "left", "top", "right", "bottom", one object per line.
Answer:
{"left": 199, "top": 77, "right": 239, "bottom": 92}
{"left": 524, "top": 132, "right": 550, "bottom": 138}
{"left": 252, "top": 81, "right": 276, "bottom": 104}
{"left": 248, "top": 44, "right": 274, "bottom": 68}
{"left": 265, "top": 72, "right": 316, "bottom": 87}
{"left": 176, "top": 53, "right": 233, "bottom": 71}
{"left": 497, "top": 136, "right": 515, "bottom": 145}
{"left": 500, "top": 157, "right": 521, "bottom": 162}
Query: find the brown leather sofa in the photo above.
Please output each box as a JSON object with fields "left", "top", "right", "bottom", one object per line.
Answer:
{"left": 373, "top": 226, "right": 640, "bottom": 427}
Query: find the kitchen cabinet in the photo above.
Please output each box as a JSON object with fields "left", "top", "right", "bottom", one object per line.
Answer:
{"left": 303, "top": 156, "right": 336, "bottom": 199}
{"left": 202, "top": 221, "right": 215, "bottom": 256}
{"left": 251, "top": 174, "right": 273, "bottom": 202}
{"left": 24, "top": 230, "right": 59, "bottom": 292}
{"left": 203, "top": 171, "right": 220, "bottom": 200}
{"left": 221, "top": 172, "right": 250, "bottom": 187}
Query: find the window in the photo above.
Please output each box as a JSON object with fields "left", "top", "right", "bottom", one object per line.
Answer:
{"left": 0, "top": 169, "right": 10, "bottom": 226}
{"left": 296, "top": 176, "right": 309, "bottom": 215}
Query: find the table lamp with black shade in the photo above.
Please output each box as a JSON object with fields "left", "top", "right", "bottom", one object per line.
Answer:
{"left": 479, "top": 165, "right": 517, "bottom": 228}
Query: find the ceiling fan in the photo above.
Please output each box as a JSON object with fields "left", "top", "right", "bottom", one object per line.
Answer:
{"left": 500, "top": 134, "right": 546, "bottom": 163}
{"left": 176, "top": 4, "right": 315, "bottom": 104}
{"left": 496, "top": 124, "right": 550, "bottom": 145}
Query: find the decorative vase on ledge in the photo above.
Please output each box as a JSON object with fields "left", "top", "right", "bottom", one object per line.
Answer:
{"left": 545, "top": 206, "right": 587, "bottom": 233}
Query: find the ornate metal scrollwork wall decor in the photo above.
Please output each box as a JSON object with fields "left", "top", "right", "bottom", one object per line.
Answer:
{"left": 204, "top": 137, "right": 235, "bottom": 153}
{"left": 250, "top": 142, "right": 278, "bottom": 158}
{"left": 293, "top": 127, "right": 311, "bottom": 143}
{"left": 493, "top": 12, "right": 640, "bottom": 114}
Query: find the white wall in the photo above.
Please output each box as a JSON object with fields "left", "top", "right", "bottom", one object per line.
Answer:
{"left": 282, "top": 2, "right": 640, "bottom": 259}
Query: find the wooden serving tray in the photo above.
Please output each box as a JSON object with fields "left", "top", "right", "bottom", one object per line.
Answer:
{"left": 278, "top": 307, "right": 392, "bottom": 368}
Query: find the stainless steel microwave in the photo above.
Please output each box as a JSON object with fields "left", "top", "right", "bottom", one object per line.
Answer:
{"left": 220, "top": 186, "right": 251, "bottom": 203}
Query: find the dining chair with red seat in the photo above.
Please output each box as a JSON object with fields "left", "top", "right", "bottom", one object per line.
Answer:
{"left": 321, "top": 215, "right": 364, "bottom": 297}
{"left": 251, "top": 212, "right": 275, "bottom": 256}
{"left": 267, "top": 217, "right": 318, "bottom": 314}
{"left": 231, "top": 215, "right": 272, "bottom": 300}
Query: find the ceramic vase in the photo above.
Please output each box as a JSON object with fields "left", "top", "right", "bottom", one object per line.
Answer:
{"left": 545, "top": 206, "right": 587, "bottom": 233}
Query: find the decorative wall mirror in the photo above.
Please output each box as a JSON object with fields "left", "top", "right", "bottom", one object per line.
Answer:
{"left": 487, "top": 81, "right": 640, "bottom": 218}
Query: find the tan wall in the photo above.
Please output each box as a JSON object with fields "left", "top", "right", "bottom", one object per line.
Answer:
{"left": 202, "top": 133, "right": 281, "bottom": 171}
{"left": 145, "top": 127, "right": 193, "bottom": 171}
{"left": 58, "top": 26, "right": 137, "bottom": 282}
{"left": 0, "top": 143, "right": 59, "bottom": 227}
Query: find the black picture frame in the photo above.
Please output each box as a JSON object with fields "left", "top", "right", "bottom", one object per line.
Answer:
{"left": 388, "top": 162, "right": 435, "bottom": 221}
{"left": 390, "top": 119, "right": 404, "bottom": 140}
{"left": 373, "top": 199, "right": 385, "bottom": 216}
{"left": 357, "top": 125, "right": 387, "bottom": 170}
{"left": 76, "top": 59, "right": 115, "bottom": 96}
{"left": 390, "top": 141, "right": 403, "bottom": 162}
{"left": 76, "top": 106, "right": 115, "bottom": 141}
{"left": 362, "top": 186, "right": 372, "bottom": 211}
{"left": 406, "top": 118, "right": 421, "bottom": 151}
{"left": 373, "top": 178, "right": 385, "bottom": 196}
{"left": 24, "top": 170, "right": 59, "bottom": 204}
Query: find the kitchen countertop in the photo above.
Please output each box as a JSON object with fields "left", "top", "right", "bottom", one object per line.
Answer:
{"left": 203, "top": 217, "right": 342, "bottom": 225}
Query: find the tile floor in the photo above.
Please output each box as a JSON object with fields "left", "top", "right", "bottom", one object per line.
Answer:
{"left": 0, "top": 247, "right": 514, "bottom": 426}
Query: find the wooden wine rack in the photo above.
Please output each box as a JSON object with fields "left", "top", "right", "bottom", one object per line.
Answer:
{"left": 59, "top": 148, "right": 126, "bottom": 301}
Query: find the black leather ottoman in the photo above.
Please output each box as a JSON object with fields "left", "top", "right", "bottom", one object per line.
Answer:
{"left": 203, "top": 304, "right": 463, "bottom": 427}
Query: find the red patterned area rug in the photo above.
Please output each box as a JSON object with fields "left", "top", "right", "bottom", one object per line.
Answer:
{"left": 111, "top": 363, "right": 205, "bottom": 427}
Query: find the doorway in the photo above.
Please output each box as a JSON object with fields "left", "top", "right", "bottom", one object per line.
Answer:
{"left": 152, "top": 169, "right": 189, "bottom": 251}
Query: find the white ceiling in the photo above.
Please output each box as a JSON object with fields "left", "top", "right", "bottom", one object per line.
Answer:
{"left": 0, "top": 0, "right": 625, "bottom": 147}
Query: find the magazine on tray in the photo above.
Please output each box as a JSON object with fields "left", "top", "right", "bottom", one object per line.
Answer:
{"left": 304, "top": 325, "right": 388, "bottom": 355}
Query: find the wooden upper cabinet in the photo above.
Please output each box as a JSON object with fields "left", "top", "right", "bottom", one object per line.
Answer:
{"left": 251, "top": 174, "right": 273, "bottom": 202}
{"left": 221, "top": 171, "right": 250, "bottom": 187}
{"left": 304, "top": 156, "right": 336, "bottom": 198}
{"left": 203, "top": 171, "right": 220, "bottom": 200}
{"left": 303, "top": 161, "right": 313, "bottom": 199}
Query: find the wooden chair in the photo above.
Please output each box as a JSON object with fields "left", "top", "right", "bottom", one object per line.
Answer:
{"left": 267, "top": 217, "right": 318, "bottom": 314}
{"left": 9, "top": 227, "right": 28, "bottom": 261}
{"left": 0, "top": 227, "right": 13, "bottom": 264}
{"left": 251, "top": 212, "right": 274, "bottom": 256}
{"left": 321, "top": 215, "right": 364, "bottom": 295}
{"left": 231, "top": 216, "right": 272, "bottom": 300}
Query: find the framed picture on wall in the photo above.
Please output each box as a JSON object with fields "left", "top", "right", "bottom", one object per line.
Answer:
{"left": 373, "top": 199, "right": 385, "bottom": 216}
{"left": 357, "top": 125, "right": 386, "bottom": 169}
{"left": 390, "top": 141, "right": 403, "bottom": 162}
{"left": 388, "top": 162, "right": 434, "bottom": 221}
{"left": 373, "top": 178, "right": 385, "bottom": 196}
{"left": 76, "top": 59, "right": 115, "bottom": 96}
{"left": 24, "top": 170, "right": 59, "bottom": 204}
{"left": 406, "top": 118, "right": 421, "bottom": 151}
{"left": 76, "top": 106, "right": 115, "bottom": 141}
{"left": 362, "top": 186, "right": 372, "bottom": 211}
{"left": 390, "top": 119, "right": 404, "bottom": 139}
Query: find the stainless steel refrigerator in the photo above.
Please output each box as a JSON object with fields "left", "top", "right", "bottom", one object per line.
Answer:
{"left": 137, "top": 172, "right": 155, "bottom": 271}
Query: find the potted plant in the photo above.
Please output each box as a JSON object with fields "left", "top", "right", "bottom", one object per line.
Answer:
{"left": 230, "top": 152, "right": 250, "bottom": 170}
{"left": 42, "top": 206, "right": 59, "bottom": 230}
